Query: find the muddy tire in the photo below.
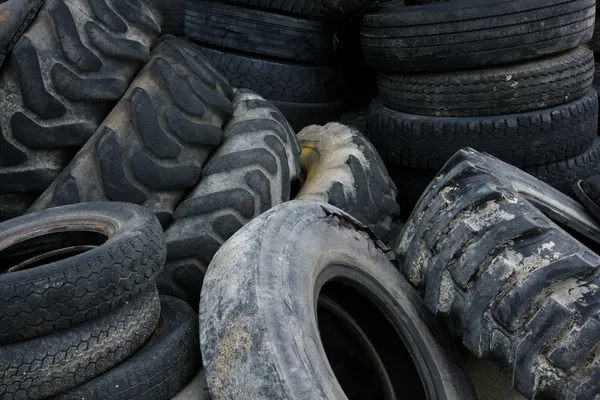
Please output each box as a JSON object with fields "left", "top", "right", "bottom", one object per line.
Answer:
{"left": 296, "top": 122, "right": 400, "bottom": 241}
{"left": 159, "top": 89, "right": 301, "bottom": 308}
{"left": 56, "top": 295, "right": 199, "bottom": 400}
{"left": 0, "top": 202, "right": 165, "bottom": 345}
{"left": 28, "top": 36, "right": 234, "bottom": 226}
{"left": 0, "top": 0, "right": 44, "bottom": 67}
{"left": 200, "top": 200, "right": 476, "bottom": 399}
{"left": 0, "top": 286, "right": 161, "bottom": 400}
{"left": 0, "top": 0, "right": 161, "bottom": 220}
{"left": 394, "top": 148, "right": 600, "bottom": 399}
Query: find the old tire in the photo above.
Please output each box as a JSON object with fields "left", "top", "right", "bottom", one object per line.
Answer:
{"left": 55, "top": 295, "right": 199, "bottom": 400}
{"left": 199, "top": 200, "right": 476, "bottom": 399}
{"left": 171, "top": 369, "right": 210, "bottom": 400}
{"left": 0, "top": 0, "right": 44, "bottom": 67}
{"left": 296, "top": 122, "right": 400, "bottom": 241}
{"left": 361, "top": 0, "right": 595, "bottom": 72}
{"left": 159, "top": 89, "right": 301, "bottom": 308}
{"left": 0, "top": 286, "right": 161, "bottom": 400}
{"left": 149, "top": 0, "right": 186, "bottom": 36}
{"left": 0, "top": 202, "right": 165, "bottom": 345}
{"left": 28, "top": 36, "right": 234, "bottom": 226}
{"left": 394, "top": 148, "right": 600, "bottom": 399}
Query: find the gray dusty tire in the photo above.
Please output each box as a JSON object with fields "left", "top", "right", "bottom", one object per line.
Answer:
{"left": 0, "top": 0, "right": 44, "bottom": 67}
{"left": 0, "top": 0, "right": 162, "bottom": 220}
{"left": 199, "top": 200, "right": 476, "bottom": 400}
{"left": 394, "top": 148, "right": 600, "bottom": 399}
{"left": 0, "top": 286, "right": 161, "bottom": 400}
{"left": 28, "top": 36, "right": 234, "bottom": 226}
{"left": 0, "top": 202, "right": 165, "bottom": 345}
{"left": 158, "top": 89, "right": 301, "bottom": 308}
{"left": 56, "top": 295, "right": 199, "bottom": 400}
{"left": 296, "top": 122, "right": 400, "bottom": 241}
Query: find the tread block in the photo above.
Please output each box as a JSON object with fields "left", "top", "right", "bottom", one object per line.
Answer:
{"left": 51, "top": 63, "right": 127, "bottom": 101}
{"left": 86, "top": 21, "right": 150, "bottom": 62}
{"left": 213, "top": 214, "right": 244, "bottom": 241}
{"left": 244, "top": 170, "right": 271, "bottom": 213}
{"left": 203, "top": 148, "right": 278, "bottom": 177}
{"left": 154, "top": 58, "right": 206, "bottom": 116}
{"left": 113, "top": 0, "right": 160, "bottom": 33}
{"left": 11, "top": 112, "right": 95, "bottom": 149}
{"left": 131, "top": 151, "right": 201, "bottom": 190}
{"left": 164, "top": 107, "right": 222, "bottom": 146}
{"left": 88, "top": 0, "right": 127, "bottom": 32}
{"left": 53, "top": 170, "right": 81, "bottom": 205}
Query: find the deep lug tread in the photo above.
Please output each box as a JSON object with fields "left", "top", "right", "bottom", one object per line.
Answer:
{"left": 88, "top": 0, "right": 127, "bottom": 32}
{"left": 86, "top": 22, "right": 150, "bottom": 62}
{"left": 51, "top": 63, "right": 127, "bottom": 102}
{"left": 131, "top": 152, "right": 201, "bottom": 190}
{"left": 11, "top": 113, "right": 95, "bottom": 149}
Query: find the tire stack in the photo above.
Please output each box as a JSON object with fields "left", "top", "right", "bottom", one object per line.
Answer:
{"left": 361, "top": 0, "right": 599, "bottom": 212}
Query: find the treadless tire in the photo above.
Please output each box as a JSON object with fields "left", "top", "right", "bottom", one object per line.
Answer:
{"left": 394, "top": 148, "right": 600, "bottom": 399}
{"left": 28, "top": 36, "right": 234, "bottom": 226}
{"left": 150, "top": 0, "right": 186, "bottom": 36}
{"left": 159, "top": 89, "right": 301, "bottom": 308}
{"left": 0, "top": 0, "right": 161, "bottom": 217}
{"left": 0, "top": 202, "right": 165, "bottom": 345}
{"left": 296, "top": 122, "right": 400, "bottom": 241}
{"left": 0, "top": 286, "right": 161, "bottom": 400}
{"left": 56, "top": 295, "right": 199, "bottom": 400}
{"left": 0, "top": 0, "right": 44, "bottom": 67}
{"left": 200, "top": 200, "right": 476, "bottom": 399}
{"left": 361, "top": 0, "right": 595, "bottom": 72}
{"left": 377, "top": 46, "right": 595, "bottom": 117}
{"left": 367, "top": 89, "right": 599, "bottom": 170}
{"left": 185, "top": 0, "right": 334, "bottom": 64}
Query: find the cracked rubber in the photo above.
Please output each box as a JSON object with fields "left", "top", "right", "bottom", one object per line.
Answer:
{"left": 367, "top": 88, "right": 599, "bottom": 170}
{"left": 199, "top": 199, "right": 476, "bottom": 400}
{"left": 28, "top": 36, "right": 234, "bottom": 226}
{"left": 55, "top": 295, "right": 199, "bottom": 400}
{"left": 0, "top": 0, "right": 161, "bottom": 221}
{"left": 0, "top": 202, "right": 165, "bottom": 345}
{"left": 0, "top": 286, "right": 161, "bottom": 400}
{"left": 394, "top": 148, "right": 600, "bottom": 399}
{"left": 159, "top": 89, "right": 301, "bottom": 309}
{"left": 185, "top": 0, "right": 334, "bottom": 64}
{"left": 378, "top": 45, "right": 595, "bottom": 117}
{"left": 296, "top": 122, "right": 400, "bottom": 241}
{"left": 361, "top": 0, "right": 595, "bottom": 72}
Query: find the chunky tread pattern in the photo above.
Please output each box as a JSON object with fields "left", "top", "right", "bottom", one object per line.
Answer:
{"left": 395, "top": 148, "right": 600, "bottom": 399}
{"left": 29, "top": 37, "right": 234, "bottom": 226}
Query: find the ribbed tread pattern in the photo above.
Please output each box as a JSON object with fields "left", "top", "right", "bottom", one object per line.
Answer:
{"left": 221, "top": 0, "right": 318, "bottom": 16}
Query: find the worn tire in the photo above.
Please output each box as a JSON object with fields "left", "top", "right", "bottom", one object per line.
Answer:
{"left": 200, "top": 200, "right": 476, "bottom": 399}
{"left": 0, "top": 202, "right": 165, "bottom": 345}
{"left": 0, "top": 286, "right": 161, "bottom": 400}
{"left": 378, "top": 45, "right": 595, "bottom": 117}
{"left": 220, "top": 0, "right": 318, "bottom": 16}
{"left": 0, "top": 0, "right": 44, "bottom": 67}
{"left": 273, "top": 99, "right": 345, "bottom": 132}
{"left": 394, "top": 148, "right": 600, "bottom": 399}
{"left": 28, "top": 36, "right": 234, "bottom": 226}
{"left": 296, "top": 122, "right": 400, "bottom": 241}
{"left": 159, "top": 89, "right": 301, "bottom": 308}
{"left": 361, "top": 0, "right": 595, "bottom": 72}
{"left": 149, "top": 0, "right": 186, "bottom": 35}
{"left": 185, "top": 0, "right": 334, "bottom": 64}
{"left": 0, "top": 0, "right": 161, "bottom": 216}
{"left": 56, "top": 295, "right": 199, "bottom": 400}
{"left": 368, "top": 89, "right": 599, "bottom": 169}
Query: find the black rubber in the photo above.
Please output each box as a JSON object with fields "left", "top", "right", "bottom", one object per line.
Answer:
{"left": 149, "top": 0, "right": 186, "bottom": 35}
{"left": 56, "top": 295, "right": 200, "bottom": 400}
{"left": 273, "top": 99, "right": 345, "bottom": 131}
{"left": 185, "top": 0, "right": 334, "bottom": 64}
{"left": 28, "top": 36, "right": 234, "bottom": 226}
{"left": 200, "top": 200, "right": 476, "bottom": 399}
{"left": 0, "top": 0, "right": 161, "bottom": 219}
{"left": 338, "top": 109, "right": 368, "bottom": 133}
{"left": 384, "top": 163, "right": 436, "bottom": 215}
{"left": 0, "top": 202, "right": 165, "bottom": 345}
{"left": 296, "top": 122, "right": 400, "bottom": 241}
{"left": 221, "top": 0, "right": 318, "bottom": 16}
{"left": 378, "top": 45, "right": 595, "bottom": 117}
{"left": 394, "top": 148, "right": 600, "bottom": 399}
{"left": 159, "top": 89, "right": 301, "bottom": 308}
{"left": 594, "top": 62, "right": 600, "bottom": 95}
{"left": 0, "top": 0, "right": 45, "bottom": 68}
{"left": 361, "top": 0, "right": 595, "bottom": 72}
{"left": 580, "top": 175, "right": 600, "bottom": 207}
{"left": 0, "top": 286, "right": 161, "bottom": 400}
{"left": 367, "top": 89, "right": 599, "bottom": 169}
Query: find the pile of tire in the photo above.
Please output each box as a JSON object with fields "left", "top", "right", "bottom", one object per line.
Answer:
{"left": 362, "top": 0, "right": 599, "bottom": 212}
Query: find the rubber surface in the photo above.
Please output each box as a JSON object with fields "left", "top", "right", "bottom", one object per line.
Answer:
{"left": 384, "top": 163, "right": 437, "bottom": 215}
{"left": 0, "top": 0, "right": 44, "bottom": 67}
{"left": 361, "top": 0, "right": 595, "bottom": 71}
{"left": 150, "top": 0, "right": 186, "bottom": 35}
{"left": 273, "top": 99, "right": 345, "bottom": 131}
{"left": 220, "top": 0, "right": 318, "bottom": 16}
{"left": 579, "top": 175, "right": 600, "bottom": 208}
{"left": 377, "top": 45, "right": 595, "bottom": 117}
{"left": 28, "top": 36, "right": 234, "bottom": 226}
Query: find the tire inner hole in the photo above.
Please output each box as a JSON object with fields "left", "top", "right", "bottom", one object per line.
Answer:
{"left": 318, "top": 282, "right": 426, "bottom": 400}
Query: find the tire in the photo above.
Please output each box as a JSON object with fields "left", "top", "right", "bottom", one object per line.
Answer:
{"left": 0, "top": 0, "right": 44, "bottom": 67}
{"left": 149, "top": 0, "right": 186, "bottom": 36}
{"left": 0, "top": 193, "right": 37, "bottom": 222}
{"left": 360, "top": 0, "right": 595, "bottom": 72}
{"left": 185, "top": 0, "right": 334, "bottom": 64}
{"left": 588, "top": 13, "right": 600, "bottom": 52}
{"left": 338, "top": 109, "right": 367, "bottom": 133}
{"left": 377, "top": 45, "right": 595, "bottom": 117}
{"left": 159, "top": 89, "right": 301, "bottom": 308}
{"left": 273, "top": 99, "right": 345, "bottom": 132}
{"left": 578, "top": 175, "right": 600, "bottom": 210}
{"left": 0, "top": 202, "right": 165, "bottom": 345}
{"left": 221, "top": 0, "right": 318, "bottom": 17}
{"left": 28, "top": 36, "right": 234, "bottom": 226}
{"left": 394, "top": 148, "right": 600, "bottom": 399}
{"left": 367, "top": 89, "right": 599, "bottom": 169}
{"left": 296, "top": 122, "right": 400, "bottom": 241}
{"left": 0, "top": 0, "right": 161, "bottom": 214}
{"left": 199, "top": 200, "right": 476, "bottom": 399}
{"left": 171, "top": 369, "right": 210, "bottom": 400}
{"left": 594, "top": 62, "right": 600, "bottom": 94}
{"left": 56, "top": 295, "right": 199, "bottom": 400}
{"left": 0, "top": 286, "right": 161, "bottom": 400}
{"left": 384, "top": 163, "right": 437, "bottom": 214}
